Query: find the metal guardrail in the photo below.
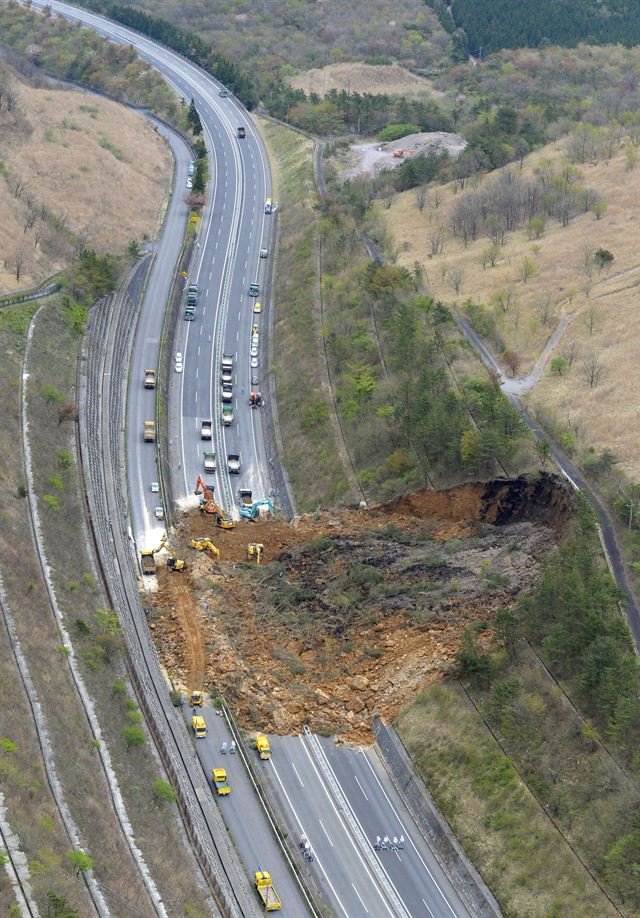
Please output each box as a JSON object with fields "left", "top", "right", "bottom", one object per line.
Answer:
{"left": 78, "top": 270, "right": 258, "bottom": 917}
{"left": 0, "top": 281, "right": 59, "bottom": 309}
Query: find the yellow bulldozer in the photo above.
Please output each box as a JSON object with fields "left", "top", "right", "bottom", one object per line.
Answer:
{"left": 191, "top": 538, "right": 221, "bottom": 560}
{"left": 247, "top": 543, "right": 264, "bottom": 564}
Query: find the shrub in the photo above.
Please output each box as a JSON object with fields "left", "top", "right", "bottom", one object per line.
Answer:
{"left": 153, "top": 779, "right": 177, "bottom": 805}
{"left": 378, "top": 123, "right": 421, "bottom": 142}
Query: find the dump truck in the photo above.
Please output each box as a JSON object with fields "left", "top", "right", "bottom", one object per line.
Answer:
{"left": 227, "top": 454, "right": 241, "bottom": 475}
{"left": 192, "top": 715, "right": 207, "bottom": 739}
{"left": 143, "top": 420, "right": 156, "bottom": 442}
{"left": 212, "top": 768, "right": 230, "bottom": 796}
{"left": 221, "top": 353, "right": 234, "bottom": 372}
{"left": 237, "top": 126, "right": 246, "bottom": 139}
{"left": 140, "top": 551, "right": 156, "bottom": 575}
{"left": 203, "top": 450, "right": 216, "bottom": 473}
{"left": 222, "top": 384, "right": 233, "bottom": 404}
{"left": 221, "top": 366, "right": 233, "bottom": 384}
{"left": 144, "top": 369, "right": 156, "bottom": 389}
{"left": 254, "top": 871, "right": 281, "bottom": 911}
{"left": 201, "top": 419, "right": 213, "bottom": 440}
{"left": 239, "top": 489, "right": 253, "bottom": 507}
{"left": 222, "top": 405, "right": 234, "bottom": 426}
{"left": 256, "top": 734, "right": 271, "bottom": 760}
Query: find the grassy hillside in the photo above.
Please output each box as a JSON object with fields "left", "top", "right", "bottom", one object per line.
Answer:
{"left": 379, "top": 137, "right": 640, "bottom": 482}
{"left": 0, "top": 62, "right": 171, "bottom": 292}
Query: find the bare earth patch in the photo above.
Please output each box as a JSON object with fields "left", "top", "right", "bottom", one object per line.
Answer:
{"left": 290, "top": 62, "right": 444, "bottom": 98}
{"left": 0, "top": 71, "right": 171, "bottom": 292}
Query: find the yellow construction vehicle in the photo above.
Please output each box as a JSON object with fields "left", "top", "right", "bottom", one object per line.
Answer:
{"left": 191, "top": 538, "right": 221, "bottom": 559}
{"left": 216, "top": 514, "right": 236, "bottom": 530}
{"left": 247, "top": 543, "right": 264, "bottom": 564}
{"left": 212, "top": 768, "right": 230, "bottom": 796}
{"left": 256, "top": 733, "right": 271, "bottom": 760}
{"left": 190, "top": 691, "right": 203, "bottom": 707}
{"left": 140, "top": 534, "right": 186, "bottom": 574}
{"left": 192, "top": 715, "right": 207, "bottom": 738}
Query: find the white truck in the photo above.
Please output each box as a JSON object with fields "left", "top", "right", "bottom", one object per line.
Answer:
{"left": 203, "top": 451, "right": 216, "bottom": 473}
{"left": 201, "top": 419, "right": 213, "bottom": 440}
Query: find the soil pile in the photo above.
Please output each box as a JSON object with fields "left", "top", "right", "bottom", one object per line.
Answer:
{"left": 147, "top": 475, "right": 571, "bottom": 742}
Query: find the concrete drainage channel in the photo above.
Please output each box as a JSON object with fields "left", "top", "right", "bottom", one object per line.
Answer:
{"left": 78, "top": 264, "right": 260, "bottom": 917}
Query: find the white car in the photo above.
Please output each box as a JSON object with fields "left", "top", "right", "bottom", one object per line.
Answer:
{"left": 150, "top": 482, "right": 160, "bottom": 493}
{"left": 250, "top": 345, "right": 258, "bottom": 358}
{"left": 250, "top": 356, "right": 259, "bottom": 368}
{"left": 175, "top": 362, "right": 183, "bottom": 373}
{"left": 252, "top": 333, "right": 259, "bottom": 346}
{"left": 260, "top": 248, "right": 268, "bottom": 258}
{"left": 154, "top": 506, "right": 164, "bottom": 520}
{"left": 186, "top": 179, "right": 193, "bottom": 189}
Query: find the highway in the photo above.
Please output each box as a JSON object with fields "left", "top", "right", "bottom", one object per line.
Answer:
{"left": 265, "top": 732, "right": 472, "bottom": 918}
{"left": 29, "top": 4, "right": 482, "bottom": 916}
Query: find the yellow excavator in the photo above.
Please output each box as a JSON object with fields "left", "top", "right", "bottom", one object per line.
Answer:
{"left": 247, "top": 543, "right": 264, "bottom": 564}
{"left": 194, "top": 476, "right": 236, "bottom": 528}
{"left": 140, "top": 535, "right": 185, "bottom": 574}
{"left": 191, "top": 538, "right": 221, "bottom": 560}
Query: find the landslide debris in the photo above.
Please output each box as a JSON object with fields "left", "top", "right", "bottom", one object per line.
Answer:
{"left": 148, "top": 475, "right": 571, "bottom": 742}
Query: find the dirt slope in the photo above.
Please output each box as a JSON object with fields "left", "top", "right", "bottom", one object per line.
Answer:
{"left": 148, "top": 475, "right": 571, "bottom": 743}
{"left": 0, "top": 65, "right": 171, "bottom": 293}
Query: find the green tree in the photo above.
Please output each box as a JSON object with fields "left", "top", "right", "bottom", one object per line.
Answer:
{"left": 550, "top": 356, "right": 568, "bottom": 376}
{"left": 153, "top": 779, "right": 177, "bottom": 804}
{"left": 122, "top": 725, "right": 145, "bottom": 751}
{"left": 47, "top": 892, "right": 79, "bottom": 917}
{"left": 67, "top": 850, "right": 93, "bottom": 875}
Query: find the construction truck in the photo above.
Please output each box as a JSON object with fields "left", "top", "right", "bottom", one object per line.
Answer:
{"left": 143, "top": 420, "right": 156, "bottom": 442}
{"left": 144, "top": 369, "right": 156, "bottom": 389}
{"left": 221, "top": 352, "right": 234, "bottom": 372}
{"left": 140, "top": 549, "right": 157, "bottom": 576}
{"left": 190, "top": 691, "right": 203, "bottom": 707}
{"left": 240, "top": 498, "right": 273, "bottom": 521}
{"left": 166, "top": 548, "right": 186, "bottom": 572}
{"left": 212, "top": 768, "right": 230, "bottom": 796}
{"left": 222, "top": 405, "right": 234, "bottom": 426}
{"left": 221, "top": 366, "right": 233, "bottom": 385}
{"left": 201, "top": 419, "right": 213, "bottom": 440}
{"left": 249, "top": 391, "right": 263, "bottom": 408}
{"left": 227, "top": 454, "right": 241, "bottom": 475}
{"left": 204, "top": 451, "right": 216, "bottom": 474}
{"left": 216, "top": 514, "right": 235, "bottom": 530}
{"left": 239, "top": 489, "right": 253, "bottom": 506}
{"left": 191, "top": 538, "right": 220, "bottom": 559}
{"left": 249, "top": 282, "right": 260, "bottom": 297}
{"left": 254, "top": 871, "right": 280, "bottom": 911}
{"left": 248, "top": 543, "right": 264, "bottom": 564}
{"left": 256, "top": 733, "right": 271, "bottom": 759}
{"left": 192, "top": 715, "right": 207, "bottom": 739}
{"left": 222, "top": 383, "right": 233, "bottom": 404}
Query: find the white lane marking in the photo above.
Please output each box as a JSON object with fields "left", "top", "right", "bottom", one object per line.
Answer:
{"left": 319, "top": 819, "right": 334, "bottom": 848}
{"left": 268, "top": 760, "right": 350, "bottom": 918}
{"left": 298, "top": 738, "right": 396, "bottom": 918}
{"left": 198, "top": 346, "right": 201, "bottom": 356}
{"left": 195, "top": 367, "right": 199, "bottom": 380}
{"left": 352, "top": 884, "right": 369, "bottom": 914}
{"left": 209, "top": 271, "right": 212, "bottom": 280}
{"left": 205, "top": 289, "right": 209, "bottom": 297}
{"left": 291, "top": 761, "right": 304, "bottom": 788}
{"left": 422, "top": 900, "right": 435, "bottom": 918}
{"left": 194, "top": 391, "right": 198, "bottom": 403}
{"left": 361, "top": 753, "right": 454, "bottom": 916}
{"left": 354, "top": 775, "right": 369, "bottom": 801}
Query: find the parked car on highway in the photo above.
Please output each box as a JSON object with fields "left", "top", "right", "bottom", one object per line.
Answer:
{"left": 251, "top": 373, "right": 259, "bottom": 386}
{"left": 260, "top": 248, "right": 268, "bottom": 258}
{"left": 188, "top": 164, "right": 195, "bottom": 176}
{"left": 250, "top": 356, "right": 258, "bottom": 368}
{"left": 250, "top": 345, "right": 258, "bottom": 358}
{"left": 253, "top": 300, "right": 261, "bottom": 314}
{"left": 150, "top": 482, "right": 160, "bottom": 493}
{"left": 186, "top": 179, "right": 193, "bottom": 189}
{"left": 175, "top": 352, "right": 183, "bottom": 373}
{"left": 219, "top": 88, "right": 229, "bottom": 97}
{"left": 154, "top": 506, "right": 164, "bottom": 520}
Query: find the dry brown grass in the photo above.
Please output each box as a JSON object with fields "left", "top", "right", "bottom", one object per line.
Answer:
{"left": 290, "top": 62, "right": 443, "bottom": 98}
{"left": 380, "top": 141, "right": 640, "bottom": 476}
{"left": 0, "top": 75, "right": 171, "bottom": 293}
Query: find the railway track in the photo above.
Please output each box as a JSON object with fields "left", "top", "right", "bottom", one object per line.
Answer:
{"left": 79, "top": 267, "right": 258, "bottom": 917}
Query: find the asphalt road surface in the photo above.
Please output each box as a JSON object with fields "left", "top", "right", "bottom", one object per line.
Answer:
{"left": 265, "top": 732, "right": 472, "bottom": 918}
{"left": 30, "top": 5, "right": 482, "bottom": 916}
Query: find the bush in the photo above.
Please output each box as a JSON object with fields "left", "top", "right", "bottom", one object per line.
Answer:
{"left": 378, "top": 123, "right": 421, "bottom": 142}
{"left": 153, "top": 779, "right": 177, "bottom": 805}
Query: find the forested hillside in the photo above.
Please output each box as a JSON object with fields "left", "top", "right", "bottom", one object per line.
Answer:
{"left": 428, "top": 0, "right": 640, "bottom": 54}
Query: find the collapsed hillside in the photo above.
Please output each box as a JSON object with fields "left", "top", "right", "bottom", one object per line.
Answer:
{"left": 148, "top": 475, "right": 571, "bottom": 743}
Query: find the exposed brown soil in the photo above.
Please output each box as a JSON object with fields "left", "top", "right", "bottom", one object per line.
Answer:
{"left": 148, "top": 475, "right": 571, "bottom": 743}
